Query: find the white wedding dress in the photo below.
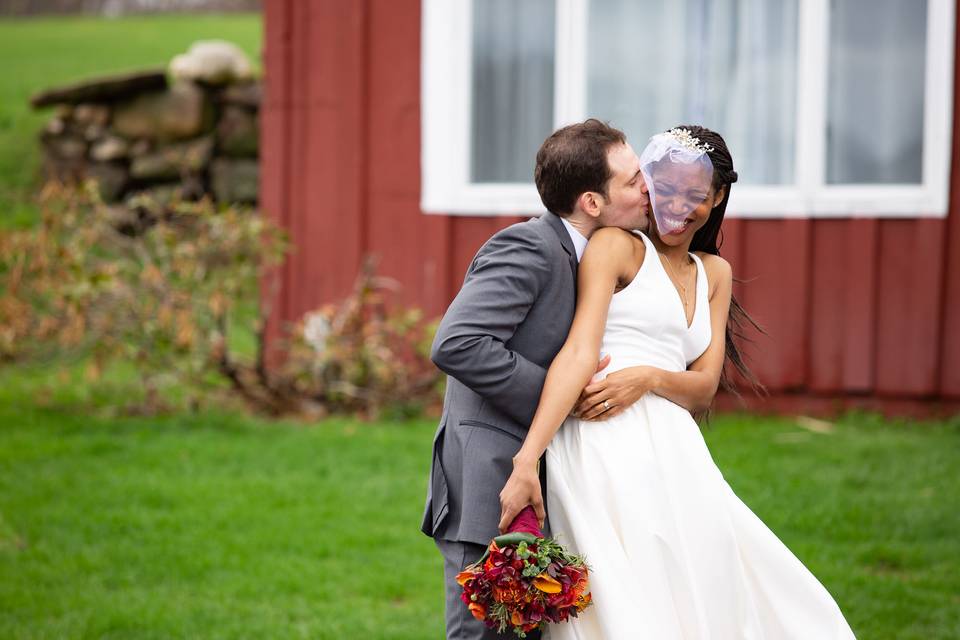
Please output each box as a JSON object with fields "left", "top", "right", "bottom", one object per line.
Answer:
{"left": 544, "top": 232, "right": 855, "bottom": 639}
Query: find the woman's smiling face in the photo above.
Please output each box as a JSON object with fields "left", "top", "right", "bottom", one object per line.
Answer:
{"left": 648, "top": 162, "right": 722, "bottom": 244}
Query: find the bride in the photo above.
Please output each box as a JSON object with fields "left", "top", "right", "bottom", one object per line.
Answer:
{"left": 498, "top": 126, "right": 856, "bottom": 639}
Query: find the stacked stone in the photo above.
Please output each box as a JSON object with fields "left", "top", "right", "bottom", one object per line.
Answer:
{"left": 32, "top": 41, "right": 260, "bottom": 214}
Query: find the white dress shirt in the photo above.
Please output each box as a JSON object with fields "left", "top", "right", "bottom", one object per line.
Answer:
{"left": 560, "top": 217, "right": 589, "bottom": 263}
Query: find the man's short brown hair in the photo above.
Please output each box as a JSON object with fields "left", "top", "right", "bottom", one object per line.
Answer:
{"left": 534, "top": 119, "right": 627, "bottom": 216}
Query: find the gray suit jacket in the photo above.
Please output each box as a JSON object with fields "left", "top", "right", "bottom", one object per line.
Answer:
{"left": 421, "top": 213, "right": 578, "bottom": 546}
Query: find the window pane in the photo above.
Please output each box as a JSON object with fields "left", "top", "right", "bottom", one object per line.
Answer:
{"left": 471, "top": 0, "right": 555, "bottom": 183}
{"left": 587, "top": 0, "right": 798, "bottom": 185}
{"left": 827, "top": 0, "right": 926, "bottom": 184}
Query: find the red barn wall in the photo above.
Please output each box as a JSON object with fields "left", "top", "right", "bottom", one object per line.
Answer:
{"left": 261, "top": 0, "right": 960, "bottom": 415}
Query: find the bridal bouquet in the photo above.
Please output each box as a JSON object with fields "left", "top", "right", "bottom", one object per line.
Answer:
{"left": 456, "top": 507, "right": 592, "bottom": 637}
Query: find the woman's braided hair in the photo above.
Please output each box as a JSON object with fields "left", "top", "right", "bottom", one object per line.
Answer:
{"left": 673, "top": 124, "right": 765, "bottom": 398}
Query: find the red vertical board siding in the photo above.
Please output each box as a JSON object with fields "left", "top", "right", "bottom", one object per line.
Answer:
{"left": 366, "top": 0, "right": 451, "bottom": 317}
{"left": 907, "top": 219, "right": 946, "bottom": 394}
{"left": 714, "top": 218, "right": 756, "bottom": 390}
{"left": 738, "top": 219, "right": 811, "bottom": 391}
{"left": 778, "top": 219, "right": 812, "bottom": 389}
{"left": 840, "top": 218, "right": 879, "bottom": 391}
{"left": 807, "top": 218, "right": 878, "bottom": 393}
{"left": 808, "top": 219, "right": 846, "bottom": 391}
{"left": 874, "top": 221, "right": 914, "bottom": 394}
{"left": 283, "top": 0, "right": 312, "bottom": 325}
{"left": 875, "top": 219, "right": 945, "bottom": 395}
{"left": 260, "top": 0, "right": 292, "bottom": 367}
{"left": 942, "top": 205, "right": 960, "bottom": 397}
{"left": 720, "top": 218, "right": 771, "bottom": 388}
{"left": 939, "top": 4, "right": 960, "bottom": 399}
{"left": 289, "top": 1, "right": 366, "bottom": 319}
{"left": 718, "top": 218, "right": 744, "bottom": 282}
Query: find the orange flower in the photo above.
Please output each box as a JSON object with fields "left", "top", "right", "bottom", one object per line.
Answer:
{"left": 493, "top": 583, "right": 529, "bottom": 605}
{"left": 468, "top": 602, "right": 487, "bottom": 621}
{"left": 571, "top": 577, "right": 588, "bottom": 597}
{"left": 511, "top": 610, "right": 526, "bottom": 626}
{"left": 533, "top": 573, "right": 563, "bottom": 594}
{"left": 455, "top": 569, "right": 475, "bottom": 587}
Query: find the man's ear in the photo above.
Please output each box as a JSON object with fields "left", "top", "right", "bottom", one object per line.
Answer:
{"left": 578, "top": 191, "right": 603, "bottom": 219}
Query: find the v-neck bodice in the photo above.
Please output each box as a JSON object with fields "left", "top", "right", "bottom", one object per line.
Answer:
{"left": 651, "top": 239, "right": 707, "bottom": 331}
{"left": 598, "top": 231, "right": 712, "bottom": 375}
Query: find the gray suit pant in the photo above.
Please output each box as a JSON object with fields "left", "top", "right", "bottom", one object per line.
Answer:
{"left": 435, "top": 538, "right": 542, "bottom": 640}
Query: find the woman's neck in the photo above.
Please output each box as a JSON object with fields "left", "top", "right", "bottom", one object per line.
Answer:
{"left": 650, "top": 233, "right": 693, "bottom": 265}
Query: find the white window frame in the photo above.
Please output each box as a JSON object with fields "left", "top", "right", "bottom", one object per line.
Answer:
{"left": 421, "top": 0, "right": 955, "bottom": 218}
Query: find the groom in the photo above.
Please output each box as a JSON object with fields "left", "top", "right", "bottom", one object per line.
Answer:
{"left": 421, "top": 119, "right": 649, "bottom": 639}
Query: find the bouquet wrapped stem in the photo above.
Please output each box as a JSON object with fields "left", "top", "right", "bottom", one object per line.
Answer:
{"left": 457, "top": 506, "right": 592, "bottom": 637}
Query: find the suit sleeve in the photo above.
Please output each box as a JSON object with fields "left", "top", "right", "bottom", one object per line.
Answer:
{"left": 430, "top": 225, "right": 551, "bottom": 426}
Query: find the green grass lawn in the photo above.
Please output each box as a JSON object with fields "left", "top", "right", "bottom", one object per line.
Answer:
{"left": 0, "top": 363, "right": 958, "bottom": 639}
{"left": 0, "top": 14, "right": 262, "bottom": 229}
{"left": 0, "top": 366, "right": 445, "bottom": 639}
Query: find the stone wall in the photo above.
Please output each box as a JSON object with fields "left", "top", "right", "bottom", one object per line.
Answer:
{"left": 32, "top": 41, "right": 260, "bottom": 216}
{"left": 0, "top": 0, "right": 260, "bottom": 16}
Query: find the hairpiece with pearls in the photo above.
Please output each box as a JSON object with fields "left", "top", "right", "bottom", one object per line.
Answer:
{"left": 665, "top": 128, "right": 715, "bottom": 154}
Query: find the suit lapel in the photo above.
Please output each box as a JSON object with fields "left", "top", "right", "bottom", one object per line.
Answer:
{"left": 542, "top": 213, "right": 579, "bottom": 288}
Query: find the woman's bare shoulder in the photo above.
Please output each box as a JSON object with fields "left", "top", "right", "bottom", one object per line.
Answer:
{"left": 693, "top": 251, "right": 732, "bottom": 294}
{"left": 588, "top": 227, "right": 645, "bottom": 256}
{"left": 582, "top": 227, "right": 645, "bottom": 282}
{"left": 586, "top": 227, "right": 644, "bottom": 266}
{"left": 591, "top": 226, "right": 637, "bottom": 244}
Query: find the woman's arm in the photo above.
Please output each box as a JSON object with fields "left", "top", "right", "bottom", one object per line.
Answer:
{"left": 497, "top": 228, "right": 640, "bottom": 532}
{"left": 574, "top": 254, "right": 733, "bottom": 417}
